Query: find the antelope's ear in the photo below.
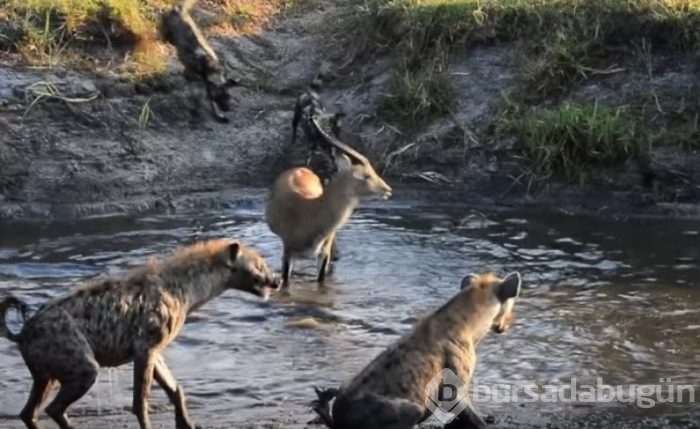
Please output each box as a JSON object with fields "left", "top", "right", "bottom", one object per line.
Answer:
{"left": 226, "top": 242, "right": 241, "bottom": 265}
{"left": 460, "top": 273, "right": 479, "bottom": 290}
{"left": 335, "top": 153, "right": 352, "bottom": 171}
{"left": 496, "top": 272, "right": 521, "bottom": 302}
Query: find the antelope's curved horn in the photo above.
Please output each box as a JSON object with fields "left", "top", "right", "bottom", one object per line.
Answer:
{"left": 310, "top": 116, "right": 369, "bottom": 166}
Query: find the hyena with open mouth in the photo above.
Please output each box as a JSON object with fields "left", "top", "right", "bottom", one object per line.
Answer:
{"left": 0, "top": 238, "right": 279, "bottom": 429}
{"left": 311, "top": 271, "right": 522, "bottom": 429}
{"left": 160, "top": 0, "right": 239, "bottom": 123}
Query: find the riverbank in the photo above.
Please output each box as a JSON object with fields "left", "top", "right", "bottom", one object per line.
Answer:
{"left": 0, "top": 394, "right": 697, "bottom": 428}
{"left": 1, "top": 0, "right": 699, "bottom": 222}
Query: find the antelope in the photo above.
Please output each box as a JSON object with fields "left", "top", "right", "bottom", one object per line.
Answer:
{"left": 266, "top": 119, "right": 392, "bottom": 286}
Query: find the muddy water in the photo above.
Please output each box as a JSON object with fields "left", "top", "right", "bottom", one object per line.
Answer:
{"left": 0, "top": 197, "right": 698, "bottom": 428}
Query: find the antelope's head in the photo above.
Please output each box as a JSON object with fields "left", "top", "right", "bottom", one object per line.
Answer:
{"left": 312, "top": 117, "right": 392, "bottom": 200}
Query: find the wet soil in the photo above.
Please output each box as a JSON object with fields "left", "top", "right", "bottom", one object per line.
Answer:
{"left": 1, "top": 0, "right": 699, "bottom": 221}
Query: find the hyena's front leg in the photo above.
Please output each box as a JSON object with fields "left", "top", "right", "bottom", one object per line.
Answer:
{"left": 443, "top": 402, "right": 487, "bottom": 429}
{"left": 205, "top": 84, "right": 229, "bottom": 124}
{"left": 153, "top": 355, "right": 200, "bottom": 429}
{"left": 444, "top": 351, "right": 487, "bottom": 429}
{"left": 186, "top": 83, "right": 203, "bottom": 123}
{"left": 132, "top": 351, "right": 157, "bottom": 429}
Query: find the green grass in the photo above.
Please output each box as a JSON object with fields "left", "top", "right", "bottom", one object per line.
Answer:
{"left": 2, "top": 0, "right": 168, "bottom": 75}
{"left": 0, "top": 0, "right": 299, "bottom": 77}
{"left": 368, "top": 0, "right": 700, "bottom": 65}
{"left": 507, "top": 102, "right": 648, "bottom": 184}
{"left": 359, "top": 0, "right": 700, "bottom": 120}
{"left": 378, "top": 64, "right": 454, "bottom": 126}
{"left": 353, "top": 0, "right": 700, "bottom": 179}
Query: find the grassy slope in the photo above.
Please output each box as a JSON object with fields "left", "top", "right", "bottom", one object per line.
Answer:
{"left": 0, "top": 0, "right": 296, "bottom": 77}
{"left": 360, "top": 0, "right": 700, "bottom": 183}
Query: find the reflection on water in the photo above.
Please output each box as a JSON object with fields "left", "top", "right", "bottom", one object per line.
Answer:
{"left": 0, "top": 198, "right": 698, "bottom": 426}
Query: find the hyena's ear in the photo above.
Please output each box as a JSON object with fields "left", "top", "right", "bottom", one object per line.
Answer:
{"left": 496, "top": 272, "right": 521, "bottom": 302}
{"left": 227, "top": 242, "right": 241, "bottom": 265}
{"left": 460, "top": 273, "right": 479, "bottom": 290}
{"left": 225, "top": 77, "right": 239, "bottom": 88}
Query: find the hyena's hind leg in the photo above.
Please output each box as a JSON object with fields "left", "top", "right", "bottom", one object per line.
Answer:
{"left": 19, "top": 375, "right": 56, "bottom": 429}
{"left": 43, "top": 342, "right": 99, "bottom": 428}
{"left": 20, "top": 311, "right": 99, "bottom": 429}
{"left": 333, "top": 391, "right": 424, "bottom": 429}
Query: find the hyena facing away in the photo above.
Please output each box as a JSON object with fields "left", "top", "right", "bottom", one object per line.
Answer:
{"left": 312, "top": 271, "right": 522, "bottom": 429}
{"left": 0, "top": 239, "right": 279, "bottom": 429}
{"left": 160, "top": 0, "right": 238, "bottom": 123}
{"left": 291, "top": 71, "right": 347, "bottom": 176}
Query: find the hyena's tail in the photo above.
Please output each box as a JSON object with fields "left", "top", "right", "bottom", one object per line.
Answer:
{"left": 310, "top": 386, "right": 339, "bottom": 428}
{"left": 0, "top": 295, "right": 30, "bottom": 343}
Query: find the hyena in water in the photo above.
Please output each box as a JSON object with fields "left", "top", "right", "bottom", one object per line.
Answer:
{"left": 159, "top": 0, "right": 239, "bottom": 123}
{"left": 312, "top": 271, "right": 522, "bottom": 429}
{"left": 0, "top": 239, "right": 279, "bottom": 429}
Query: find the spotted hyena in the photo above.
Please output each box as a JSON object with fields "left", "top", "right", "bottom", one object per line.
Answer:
{"left": 311, "top": 271, "right": 522, "bottom": 429}
{"left": 159, "top": 0, "right": 239, "bottom": 123}
{"left": 291, "top": 71, "right": 346, "bottom": 174}
{"left": 0, "top": 238, "right": 279, "bottom": 429}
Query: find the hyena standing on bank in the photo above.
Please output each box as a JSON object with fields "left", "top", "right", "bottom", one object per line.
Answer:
{"left": 290, "top": 71, "right": 348, "bottom": 261}
{"left": 0, "top": 239, "right": 279, "bottom": 429}
{"left": 312, "top": 271, "right": 522, "bottom": 429}
{"left": 159, "top": 0, "right": 239, "bottom": 123}
{"left": 291, "top": 71, "right": 346, "bottom": 177}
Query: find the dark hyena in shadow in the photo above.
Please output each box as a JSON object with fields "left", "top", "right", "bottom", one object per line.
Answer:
{"left": 291, "top": 70, "right": 346, "bottom": 170}
{"left": 159, "top": 0, "right": 239, "bottom": 123}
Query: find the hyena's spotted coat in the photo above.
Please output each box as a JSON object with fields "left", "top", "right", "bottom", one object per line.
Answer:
{"left": 312, "top": 271, "right": 522, "bottom": 429}
{"left": 0, "top": 239, "right": 279, "bottom": 429}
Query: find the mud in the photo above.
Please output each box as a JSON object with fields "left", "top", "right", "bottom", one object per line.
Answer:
{"left": 2, "top": 0, "right": 700, "bottom": 221}
{"left": 2, "top": 409, "right": 697, "bottom": 429}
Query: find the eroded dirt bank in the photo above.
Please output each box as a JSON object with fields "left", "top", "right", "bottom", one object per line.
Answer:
{"left": 1, "top": 0, "right": 699, "bottom": 222}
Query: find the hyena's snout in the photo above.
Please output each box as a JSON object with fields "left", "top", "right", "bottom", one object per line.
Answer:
{"left": 253, "top": 271, "right": 281, "bottom": 300}
{"left": 492, "top": 303, "right": 515, "bottom": 334}
{"left": 492, "top": 317, "right": 512, "bottom": 334}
